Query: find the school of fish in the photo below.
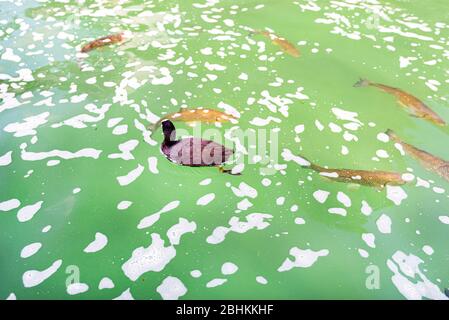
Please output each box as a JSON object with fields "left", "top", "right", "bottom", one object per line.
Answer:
{"left": 76, "top": 29, "right": 447, "bottom": 183}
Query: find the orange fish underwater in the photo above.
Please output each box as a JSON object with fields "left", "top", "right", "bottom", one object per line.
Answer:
{"left": 250, "top": 30, "right": 300, "bottom": 58}
{"left": 298, "top": 154, "right": 405, "bottom": 188}
{"left": 386, "top": 129, "right": 449, "bottom": 183}
{"left": 149, "top": 107, "right": 238, "bottom": 136}
{"left": 80, "top": 33, "right": 126, "bottom": 53}
{"left": 354, "top": 78, "right": 446, "bottom": 126}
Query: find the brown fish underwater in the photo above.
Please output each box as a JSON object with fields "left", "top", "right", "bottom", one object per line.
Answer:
{"left": 386, "top": 129, "right": 449, "bottom": 183}
{"left": 80, "top": 33, "right": 126, "bottom": 53}
{"left": 297, "top": 154, "right": 405, "bottom": 188}
{"left": 354, "top": 78, "right": 446, "bottom": 126}
{"left": 149, "top": 107, "right": 238, "bottom": 136}
{"left": 250, "top": 30, "right": 300, "bottom": 58}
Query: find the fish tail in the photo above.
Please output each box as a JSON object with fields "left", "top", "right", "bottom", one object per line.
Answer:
{"left": 354, "top": 78, "right": 370, "bottom": 88}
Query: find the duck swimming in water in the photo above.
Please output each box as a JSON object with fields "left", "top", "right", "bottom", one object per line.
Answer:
{"left": 160, "top": 120, "right": 239, "bottom": 175}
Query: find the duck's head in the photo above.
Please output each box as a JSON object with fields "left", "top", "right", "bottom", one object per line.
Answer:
{"left": 162, "top": 120, "right": 176, "bottom": 143}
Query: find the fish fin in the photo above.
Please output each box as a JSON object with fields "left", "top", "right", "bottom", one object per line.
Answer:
{"left": 354, "top": 78, "right": 370, "bottom": 88}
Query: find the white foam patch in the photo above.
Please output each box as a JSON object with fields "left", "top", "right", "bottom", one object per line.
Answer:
{"left": 107, "top": 118, "right": 123, "bottom": 128}
{"left": 20, "top": 145, "right": 101, "bottom": 162}
{"left": 231, "top": 163, "right": 244, "bottom": 175}
{"left": 237, "top": 198, "right": 253, "bottom": 211}
{"left": 157, "top": 276, "right": 187, "bottom": 300}
{"left": 295, "top": 124, "right": 305, "bottom": 134}
{"left": 190, "top": 270, "right": 202, "bottom": 278}
{"left": 206, "top": 278, "right": 227, "bottom": 288}
{"left": 362, "top": 233, "right": 376, "bottom": 248}
{"left": 217, "top": 101, "right": 241, "bottom": 118}
{"left": 422, "top": 245, "right": 434, "bottom": 256}
{"left": 4, "top": 112, "right": 49, "bottom": 137}
{"left": 337, "top": 192, "right": 351, "bottom": 207}
{"left": 281, "top": 149, "right": 310, "bottom": 166}
{"left": 2, "top": 48, "right": 21, "bottom": 62}
{"left": 147, "top": 157, "right": 159, "bottom": 174}
{"left": 376, "top": 149, "right": 389, "bottom": 158}
{"left": 230, "top": 182, "right": 258, "bottom": 198}
{"left": 387, "top": 251, "right": 448, "bottom": 300}
{"left": 328, "top": 208, "right": 347, "bottom": 216}
{"left": 276, "top": 197, "right": 285, "bottom": 206}
{"left": 99, "top": 277, "right": 115, "bottom": 290}
{"left": 199, "top": 178, "right": 212, "bottom": 186}
{"left": 386, "top": 185, "right": 408, "bottom": 206}
{"left": 433, "top": 187, "right": 445, "bottom": 194}
{"left": 278, "top": 247, "right": 329, "bottom": 272}
{"left": 361, "top": 200, "right": 372, "bottom": 216}
{"left": 167, "top": 218, "right": 196, "bottom": 245}
{"left": 0, "top": 151, "right": 12, "bottom": 166}
{"left": 438, "top": 216, "right": 449, "bottom": 224}
{"left": 122, "top": 233, "right": 176, "bottom": 281}
{"left": 67, "top": 283, "right": 89, "bottom": 295}
{"left": 331, "top": 107, "right": 363, "bottom": 125}
{"left": 117, "top": 164, "right": 144, "bottom": 186}
{"left": 313, "top": 190, "right": 330, "bottom": 204}
{"left": 6, "top": 293, "right": 16, "bottom": 300}
{"left": 196, "top": 193, "right": 215, "bottom": 206}
{"left": 256, "top": 276, "right": 268, "bottom": 285}
{"left": 47, "top": 160, "right": 60, "bottom": 166}
{"left": 22, "top": 259, "right": 62, "bottom": 288}
{"left": 207, "top": 213, "right": 273, "bottom": 245}
{"left": 249, "top": 116, "right": 281, "bottom": 126}
{"left": 138, "top": 200, "right": 180, "bottom": 229}
{"left": 108, "top": 139, "right": 139, "bottom": 160}
{"left": 17, "top": 201, "right": 43, "bottom": 222}
{"left": 117, "top": 201, "right": 132, "bottom": 210}
{"left": 20, "top": 242, "right": 42, "bottom": 258}
{"left": 377, "top": 214, "right": 392, "bottom": 234}
{"left": 84, "top": 232, "right": 108, "bottom": 253}
{"left": 0, "top": 199, "right": 20, "bottom": 212}
{"left": 377, "top": 132, "right": 389, "bottom": 142}
{"left": 112, "top": 124, "right": 128, "bottom": 135}
{"left": 416, "top": 178, "right": 430, "bottom": 188}
{"left": 114, "top": 288, "right": 134, "bottom": 300}
{"left": 221, "top": 262, "right": 238, "bottom": 275}
{"left": 359, "top": 249, "right": 369, "bottom": 258}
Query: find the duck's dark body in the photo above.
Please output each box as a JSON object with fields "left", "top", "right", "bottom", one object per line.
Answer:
{"left": 162, "top": 137, "right": 233, "bottom": 166}
{"left": 160, "top": 120, "right": 233, "bottom": 167}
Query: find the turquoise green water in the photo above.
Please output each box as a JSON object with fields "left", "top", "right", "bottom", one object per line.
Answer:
{"left": 1, "top": 0, "right": 449, "bottom": 300}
